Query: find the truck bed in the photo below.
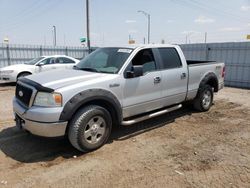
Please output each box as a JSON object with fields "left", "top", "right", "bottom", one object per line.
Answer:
{"left": 186, "top": 61, "right": 224, "bottom": 101}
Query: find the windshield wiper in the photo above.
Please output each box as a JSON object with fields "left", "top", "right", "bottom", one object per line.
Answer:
{"left": 98, "top": 70, "right": 114, "bottom": 74}
{"left": 74, "top": 66, "right": 99, "bottom": 73}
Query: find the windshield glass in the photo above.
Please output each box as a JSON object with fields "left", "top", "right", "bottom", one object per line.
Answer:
{"left": 24, "top": 57, "right": 45, "bottom": 65}
{"left": 75, "top": 47, "right": 132, "bottom": 74}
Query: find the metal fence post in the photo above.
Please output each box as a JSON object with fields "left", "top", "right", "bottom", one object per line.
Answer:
{"left": 205, "top": 44, "right": 210, "bottom": 61}
{"left": 6, "top": 44, "right": 11, "bottom": 65}
{"left": 65, "top": 47, "right": 68, "bottom": 56}
{"left": 40, "top": 45, "right": 43, "bottom": 56}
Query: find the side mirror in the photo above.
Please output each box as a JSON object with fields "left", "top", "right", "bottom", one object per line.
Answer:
{"left": 37, "top": 62, "right": 45, "bottom": 66}
{"left": 126, "top": 65, "right": 143, "bottom": 78}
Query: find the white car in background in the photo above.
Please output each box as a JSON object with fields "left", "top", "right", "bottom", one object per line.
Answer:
{"left": 0, "top": 55, "right": 80, "bottom": 83}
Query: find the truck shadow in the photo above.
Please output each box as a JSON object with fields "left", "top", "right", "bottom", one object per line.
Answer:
{"left": 0, "top": 105, "right": 195, "bottom": 163}
{"left": 109, "top": 106, "right": 193, "bottom": 142}
{"left": 0, "top": 82, "right": 16, "bottom": 87}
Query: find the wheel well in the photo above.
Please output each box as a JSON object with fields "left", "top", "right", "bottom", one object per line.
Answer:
{"left": 205, "top": 77, "right": 218, "bottom": 92}
{"left": 17, "top": 71, "right": 32, "bottom": 79}
{"left": 66, "top": 99, "right": 120, "bottom": 133}
{"left": 84, "top": 100, "right": 118, "bottom": 125}
{"left": 200, "top": 73, "right": 219, "bottom": 92}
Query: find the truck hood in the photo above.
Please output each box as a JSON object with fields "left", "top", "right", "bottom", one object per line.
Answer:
{"left": 25, "top": 69, "right": 117, "bottom": 90}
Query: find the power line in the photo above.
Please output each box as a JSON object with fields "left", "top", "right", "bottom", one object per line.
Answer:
{"left": 0, "top": 0, "right": 64, "bottom": 32}
{"left": 189, "top": 0, "right": 250, "bottom": 22}
{"left": 170, "top": 0, "right": 250, "bottom": 23}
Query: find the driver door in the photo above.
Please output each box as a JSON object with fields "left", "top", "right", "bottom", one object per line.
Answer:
{"left": 36, "top": 58, "right": 57, "bottom": 73}
{"left": 122, "top": 48, "right": 163, "bottom": 118}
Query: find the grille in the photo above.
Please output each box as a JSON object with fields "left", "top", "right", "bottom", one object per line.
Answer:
{"left": 16, "top": 83, "right": 33, "bottom": 107}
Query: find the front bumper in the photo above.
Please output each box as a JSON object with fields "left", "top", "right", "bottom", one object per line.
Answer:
{"left": 13, "top": 98, "right": 68, "bottom": 137}
{"left": 0, "top": 74, "right": 16, "bottom": 83}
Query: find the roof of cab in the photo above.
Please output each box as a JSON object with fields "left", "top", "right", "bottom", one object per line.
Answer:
{"left": 41, "top": 55, "right": 69, "bottom": 58}
{"left": 99, "top": 44, "right": 179, "bottom": 49}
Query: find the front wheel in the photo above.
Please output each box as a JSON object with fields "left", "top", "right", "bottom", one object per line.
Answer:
{"left": 68, "top": 105, "right": 112, "bottom": 152}
{"left": 193, "top": 85, "right": 213, "bottom": 112}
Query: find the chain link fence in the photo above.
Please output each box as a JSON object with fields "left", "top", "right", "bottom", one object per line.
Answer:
{"left": 180, "top": 42, "right": 250, "bottom": 89}
{"left": 0, "top": 43, "right": 89, "bottom": 68}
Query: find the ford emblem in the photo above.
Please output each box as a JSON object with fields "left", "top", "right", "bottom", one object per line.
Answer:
{"left": 18, "top": 90, "right": 24, "bottom": 97}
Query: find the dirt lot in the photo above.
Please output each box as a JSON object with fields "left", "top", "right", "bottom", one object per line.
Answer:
{"left": 0, "top": 85, "right": 250, "bottom": 188}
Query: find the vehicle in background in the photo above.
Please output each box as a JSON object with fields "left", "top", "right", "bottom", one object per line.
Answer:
{"left": 0, "top": 55, "right": 80, "bottom": 83}
{"left": 13, "top": 44, "right": 225, "bottom": 152}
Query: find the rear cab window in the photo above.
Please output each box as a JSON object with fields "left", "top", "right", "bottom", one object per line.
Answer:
{"left": 57, "top": 57, "right": 75, "bottom": 64}
{"left": 157, "top": 48, "right": 182, "bottom": 69}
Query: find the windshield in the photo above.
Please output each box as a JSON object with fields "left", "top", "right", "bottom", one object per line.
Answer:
{"left": 24, "top": 57, "right": 45, "bottom": 65}
{"left": 75, "top": 47, "right": 132, "bottom": 74}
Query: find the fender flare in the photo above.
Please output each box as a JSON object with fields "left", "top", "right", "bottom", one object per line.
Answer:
{"left": 199, "top": 72, "right": 219, "bottom": 92}
{"left": 59, "top": 89, "right": 122, "bottom": 124}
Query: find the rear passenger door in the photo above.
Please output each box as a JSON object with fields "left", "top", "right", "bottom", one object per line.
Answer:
{"left": 157, "top": 47, "right": 188, "bottom": 107}
{"left": 57, "top": 57, "right": 77, "bottom": 69}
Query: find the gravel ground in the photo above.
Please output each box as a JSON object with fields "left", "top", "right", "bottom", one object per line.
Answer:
{"left": 0, "top": 85, "right": 250, "bottom": 188}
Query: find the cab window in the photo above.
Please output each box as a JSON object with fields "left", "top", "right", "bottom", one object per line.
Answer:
{"left": 158, "top": 48, "right": 182, "bottom": 69}
{"left": 38, "top": 58, "right": 54, "bottom": 65}
{"left": 58, "top": 57, "right": 75, "bottom": 64}
{"left": 131, "top": 49, "right": 156, "bottom": 74}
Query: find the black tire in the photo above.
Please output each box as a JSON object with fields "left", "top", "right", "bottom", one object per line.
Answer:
{"left": 193, "top": 84, "right": 213, "bottom": 112}
{"left": 68, "top": 105, "right": 112, "bottom": 152}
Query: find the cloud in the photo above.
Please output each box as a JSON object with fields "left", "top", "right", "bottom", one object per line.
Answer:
{"left": 219, "top": 27, "right": 242, "bottom": 31}
{"left": 247, "top": 23, "right": 250, "bottom": 27}
{"left": 241, "top": 5, "right": 250, "bottom": 11}
{"left": 125, "top": 20, "right": 136, "bottom": 23}
{"left": 194, "top": 16, "right": 215, "bottom": 24}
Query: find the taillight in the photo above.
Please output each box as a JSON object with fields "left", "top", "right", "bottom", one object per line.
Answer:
{"left": 222, "top": 66, "right": 225, "bottom": 78}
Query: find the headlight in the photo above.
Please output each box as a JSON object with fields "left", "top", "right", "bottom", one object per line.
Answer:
{"left": 33, "top": 92, "right": 62, "bottom": 107}
{"left": 1, "top": 70, "right": 14, "bottom": 74}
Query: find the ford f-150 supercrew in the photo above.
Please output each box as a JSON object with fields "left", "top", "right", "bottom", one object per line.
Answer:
{"left": 13, "top": 44, "right": 225, "bottom": 152}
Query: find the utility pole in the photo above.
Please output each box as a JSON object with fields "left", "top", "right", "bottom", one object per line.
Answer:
{"left": 53, "top": 25, "right": 56, "bottom": 46}
{"left": 86, "top": 0, "right": 91, "bottom": 53}
{"left": 138, "top": 10, "right": 151, "bottom": 44}
{"left": 204, "top": 32, "right": 207, "bottom": 44}
{"left": 148, "top": 14, "right": 150, "bottom": 44}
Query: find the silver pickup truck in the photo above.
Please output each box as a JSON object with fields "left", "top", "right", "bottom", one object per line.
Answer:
{"left": 13, "top": 44, "right": 225, "bottom": 152}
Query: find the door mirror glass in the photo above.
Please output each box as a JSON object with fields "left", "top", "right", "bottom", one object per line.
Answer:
{"left": 126, "top": 65, "right": 143, "bottom": 78}
{"left": 37, "top": 62, "right": 45, "bottom": 66}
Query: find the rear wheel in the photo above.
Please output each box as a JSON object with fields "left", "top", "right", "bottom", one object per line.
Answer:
{"left": 68, "top": 105, "right": 112, "bottom": 152}
{"left": 193, "top": 84, "right": 213, "bottom": 112}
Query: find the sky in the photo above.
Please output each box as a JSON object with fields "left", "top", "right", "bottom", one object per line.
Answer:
{"left": 0, "top": 0, "right": 250, "bottom": 47}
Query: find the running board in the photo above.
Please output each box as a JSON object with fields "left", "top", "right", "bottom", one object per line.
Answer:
{"left": 122, "top": 104, "right": 182, "bottom": 126}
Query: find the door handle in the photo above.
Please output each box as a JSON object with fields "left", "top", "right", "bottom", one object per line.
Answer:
{"left": 154, "top": 76, "right": 161, "bottom": 84}
{"left": 181, "top": 73, "right": 186, "bottom": 79}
